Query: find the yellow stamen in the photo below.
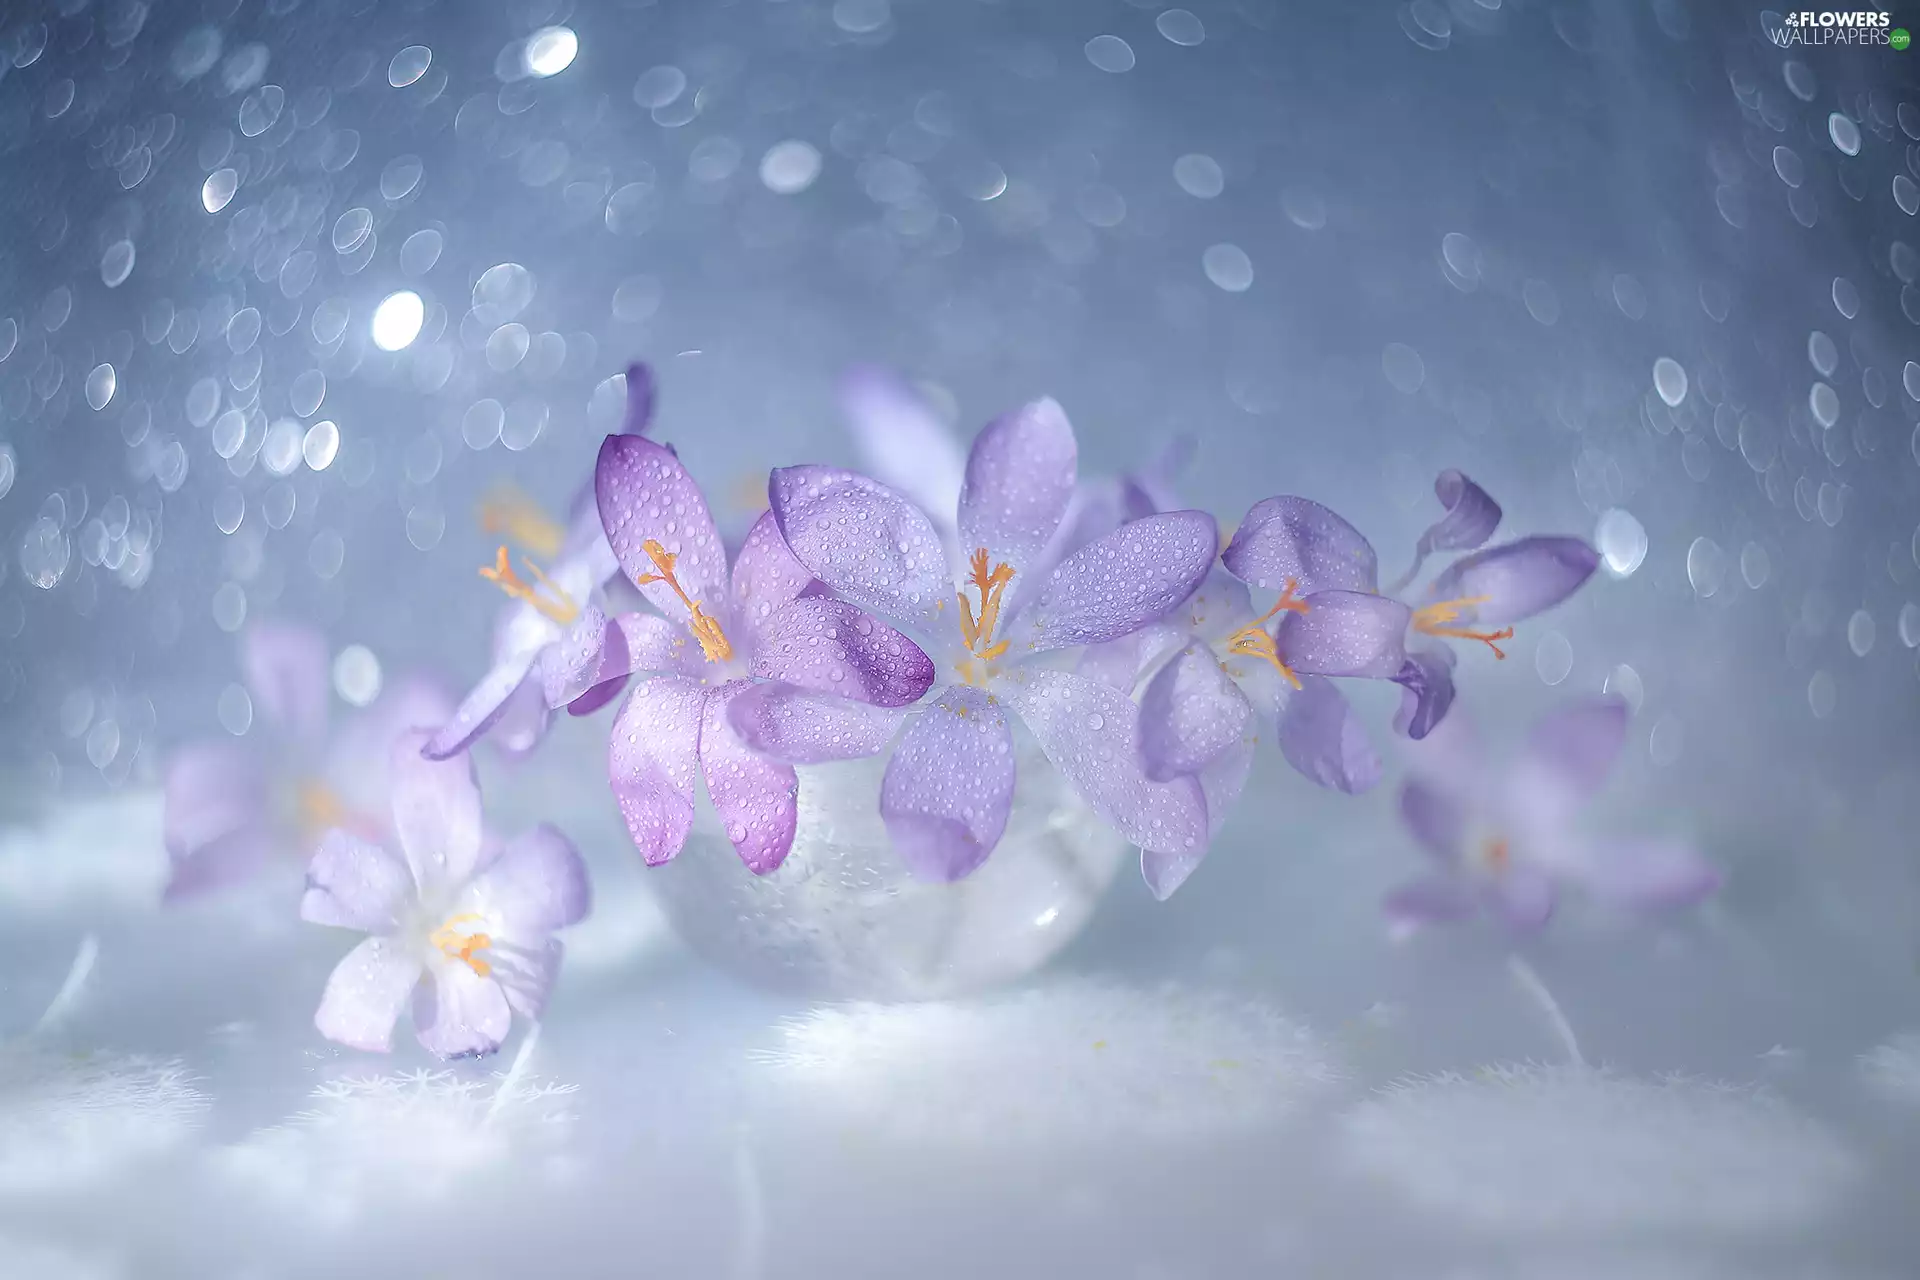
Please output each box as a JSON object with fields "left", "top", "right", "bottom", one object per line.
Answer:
{"left": 633, "top": 538, "right": 733, "bottom": 663}
{"left": 478, "top": 485, "right": 565, "bottom": 560}
{"left": 430, "top": 912, "right": 494, "bottom": 978}
{"left": 480, "top": 546, "right": 580, "bottom": 627}
{"left": 957, "top": 548, "right": 1016, "bottom": 674}
{"left": 295, "top": 779, "right": 348, "bottom": 838}
{"left": 1223, "top": 578, "right": 1310, "bottom": 689}
{"left": 1412, "top": 594, "right": 1514, "bottom": 659}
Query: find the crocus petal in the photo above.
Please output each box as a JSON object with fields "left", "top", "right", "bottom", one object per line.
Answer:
{"left": 1420, "top": 535, "right": 1600, "bottom": 627}
{"left": 163, "top": 824, "right": 279, "bottom": 902}
{"left": 879, "top": 686, "right": 1016, "bottom": 881}
{"left": 493, "top": 940, "right": 562, "bottom": 1021}
{"left": 1400, "top": 778, "right": 1468, "bottom": 864}
{"left": 607, "top": 676, "right": 706, "bottom": 866}
{"left": 1383, "top": 876, "right": 1481, "bottom": 935}
{"left": 300, "top": 830, "right": 414, "bottom": 932}
{"left": 1222, "top": 496, "right": 1379, "bottom": 596}
{"left": 596, "top": 434, "right": 732, "bottom": 629}
{"left": 841, "top": 364, "right": 966, "bottom": 534}
{"left": 1490, "top": 865, "right": 1557, "bottom": 931}
{"left": 1275, "top": 590, "right": 1411, "bottom": 679}
{"left": 620, "top": 361, "right": 657, "bottom": 436}
{"left": 490, "top": 677, "right": 554, "bottom": 758}
{"left": 750, "top": 597, "right": 935, "bottom": 708}
{"left": 422, "top": 649, "right": 539, "bottom": 760}
{"left": 162, "top": 741, "right": 266, "bottom": 857}
{"left": 460, "top": 823, "right": 591, "bottom": 936}
{"left": 1513, "top": 695, "right": 1630, "bottom": 809}
{"left": 412, "top": 962, "right": 512, "bottom": 1060}
{"left": 957, "top": 397, "right": 1078, "bottom": 582}
{"left": 1572, "top": 837, "right": 1723, "bottom": 911}
{"left": 1142, "top": 740, "right": 1252, "bottom": 901}
{"left": 1390, "top": 648, "right": 1458, "bottom": 741}
{"left": 1139, "top": 644, "right": 1251, "bottom": 781}
{"left": 1275, "top": 675, "right": 1382, "bottom": 794}
{"left": 390, "top": 729, "right": 485, "bottom": 892}
{"left": 326, "top": 674, "right": 457, "bottom": 819}
{"left": 314, "top": 937, "right": 424, "bottom": 1054}
{"left": 608, "top": 611, "right": 704, "bottom": 677}
{"left": 1002, "top": 668, "right": 1207, "bottom": 858}
{"left": 699, "top": 681, "right": 800, "bottom": 875}
{"left": 1396, "top": 469, "right": 1502, "bottom": 590}
{"left": 537, "top": 604, "right": 614, "bottom": 709}
{"left": 727, "top": 684, "right": 907, "bottom": 764}
{"left": 1122, "top": 432, "right": 1196, "bottom": 519}
{"left": 1005, "top": 511, "right": 1220, "bottom": 652}
{"left": 768, "top": 464, "right": 950, "bottom": 638}
{"left": 241, "top": 620, "right": 332, "bottom": 744}
{"left": 730, "top": 509, "right": 816, "bottom": 644}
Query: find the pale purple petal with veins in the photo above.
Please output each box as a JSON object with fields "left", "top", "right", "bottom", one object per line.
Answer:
{"left": 489, "top": 678, "right": 554, "bottom": 759}
{"left": 314, "top": 938, "right": 423, "bottom": 1053}
{"left": 730, "top": 509, "right": 816, "bottom": 643}
{"left": 1076, "top": 624, "right": 1181, "bottom": 691}
{"left": 699, "top": 680, "right": 800, "bottom": 875}
{"left": 413, "top": 962, "right": 512, "bottom": 1059}
{"left": 493, "top": 940, "right": 563, "bottom": 1022}
{"left": 769, "top": 464, "right": 950, "bottom": 639}
{"left": 1391, "top": 648, "right": 1458, "bottom": 741}
{"left": 1139, "top": 643, "right": 1250, "bottom": 781}
{"left": 607, "top": 611, "right": 703, "bottom": 677}
{"left": 958, "top": 398, "right": 1078, "bottom": 582}
{"left": 390, "top": 730, "right": 485, "bottom": 892}
{"left": 422, "top": 649, "right": 540, "bottom": 760}
{"left": 301, "top": 830, "right": 413, "bottom": 932}
{"left": 1275, "top": 675, "right": 1381, "bottom": 793}
{"left": 1141, "top": 740, "right": 1253, "bottom": 900}
{"left": 596, "top": 434, "right": 732, "bottom": 627}
{"left": 607, "top": 676, "right": 706, "bottom": 866}
{"left": 1222, "top": 497, "right": 1379, "bottom": 596}
{"left": 241, "top": 620, "right": 332, "bottom": 744}
{"left": 1420, "top": 536, "right": 1600, "bottom": 627}
{"left": 1275, "top": 590, "right": 1411, "bottom": 678}
{"left": 536, "top": 604, "right": 616, "bottom": 709}
{"left": 841, "top": 365, "right": 966, "bottom": 534}
{"left": 1004, "top": 511, "right": 1219, "bottom": 653}
{"left": 1003, "top": 668, "right": 1207, "bottom": 857}
{"left": 458, "top": 823, "right": 591, "bottom": 936}
{"left": 1394, "top": 469, "right": 1503, "bottom": 591}
{"left": 749, "top": 597, "right": 935, "bottom": 708}
{"left": 727, "top": 683, "right": 908, "bottom": 764}
{"left": 880, "top": 685, "right": 1015, "bottom": 881}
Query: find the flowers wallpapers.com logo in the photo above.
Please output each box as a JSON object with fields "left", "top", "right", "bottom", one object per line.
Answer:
{"left": 1762, "top": 10, "right": 1907, "bottom": 46}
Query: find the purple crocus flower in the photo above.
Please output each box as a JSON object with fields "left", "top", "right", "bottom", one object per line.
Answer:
{"left": 761, "top": 398, "right": 1218, "bottom": 883}
{"left": 163, "top": 621, "right": 454, "bottom": 902}
{"left": 594, "top": 434, "right": 937, "bottom": 875}
{"left": 422, "top": 364, "right": 658, "bottom": 762}
{"left": 1386, "top": 695, "right": 1721, "bottom": 934}
{"left": 302, "top": 730, "right": 589, "bottom": 1059}
{"left": 1225, "top": 470, "right": 1600, "bottom": 742}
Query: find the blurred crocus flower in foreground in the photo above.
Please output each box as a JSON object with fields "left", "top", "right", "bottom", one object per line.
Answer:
{"left": 1387, "top": 694, "right": 1721, "bottom": 935}
{"left": 422, "top": 364, "right": 658, "bottom": 762}
{"left": 302, "top": 730, "right": 589, "bottom": 1059}
{"left": 162, "top": 621, "right": 452, "bottom": 902}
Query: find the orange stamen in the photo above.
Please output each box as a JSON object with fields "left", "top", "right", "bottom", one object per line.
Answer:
{"left": 957, "top": 548, "right": 1016, "bottom": 677}
{"left": 429, "top": 913, "right": 494, "bottom": 978}
{"left": 480, "top": 546, "right": 580, "bottom": 627}
{"left": 1412, "top": 594, "right": 1514, "bottom": 659}
{"left": 478, "top": 485, "right": 565, "bottom": 559}
{"left": 1223, "top": 578, "right": 1310, "bottom": 689}
{"left": 295, "top": 779, "right": 348, "bottom": 838}
{"left": 633, "top": 539, "right": 733, "bottom": 663}
{"left": 1482, "top": 836, "right": 1510, "bottom": 872}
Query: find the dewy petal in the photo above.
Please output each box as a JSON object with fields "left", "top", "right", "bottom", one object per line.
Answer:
{"left": 1391, "top": 648, "right": 1458, "bottom": 742}
{"left": 879, "top": 686, "right": 1016, "bottom": 882}
{"left": 1383, "top": 876, "right": 1481, "bottom": 935}
{"left": 490, "top": 677, "right": 554, "bottom": 758}
{"left": 1142, "top": 739, "right": 1253, "bottom": 901}
{"left": 596, "top": 434, "right": 731, "bottom": 627}
{"left": 730, "top": 509, "right": 816, "bottom": 644}
{"left": 1274, "top": 590, "right": 1411, "bottom": 678}
{"left": 459, "top": 823, "right": 591, "bottom": 936}
{"left": 609, "top": 611, "right": 703, "bottom": 677}
{"left": 1222, "top": 496, "right": 1380, "bottom": 596}
{"left": 241, "top": 619, "right": 332, "bottom": 744}
{"left": 1395, "top": 469, "right": 1503, "bottom": 590}
{"left": 957, "top": 397, "right": 1078, "bottom": 582}
{"left": 1400, "top": 777, "right": 1468, "bottom": 864}
{"left": 422, "top": 648, "right": 539, "bottom": 760}
{"left": 699, "top": 681, "right": 800, "bottom": 875}
{"left": 768, "top": 464, "right": 950, "bottom": 639}
{"left": 162, "top": 741, "right": 266, "bottom": 857}
{"left": 413, "top": 962, "right": 512, "bottom": 1060}
{"left": 391, "top": 729, "right": 485, "bottom": 892}
{"left": 607, "top": 676, "right": 706, "bottom": 866}
{"left": 728, "top": 683, "right": 907, "bottom": 764}
{"left": 620, "top": 361, "right": 657, "bottom": 436}
{"left": 1004, "top": 511, "right": 1219, "bottom": 653}
{"left": 840, "top": 364, "right": 966, "bottom": 535}
{"left": 301, "top": 830, "right": 414, "bottom": 932}
{"left": 1573, "top": 836, "right": 1722, "bottom": 911}
{"left": 314, "top": 937, "right": 424, "bottom": 1054}
{"left": 1275, "top": 675, "right": 1382, "bottom": 794}
{"left": 750, "top": 597, "right": 935, "bottom": 708}
{"left": 1420, "top": 535, "right": 1600, "bottom": 627}
{"left": 1514, "top": 695, "right": 1630, "bottom": 807}
{"left": 1002, "top": 668, "right": 1206, "bottom": 857}
{"left": 537, "top": 603, "right": 614, "bottom": 709}
{"left": 1139, "top": 643, "right": 1251, "bottom": 781}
